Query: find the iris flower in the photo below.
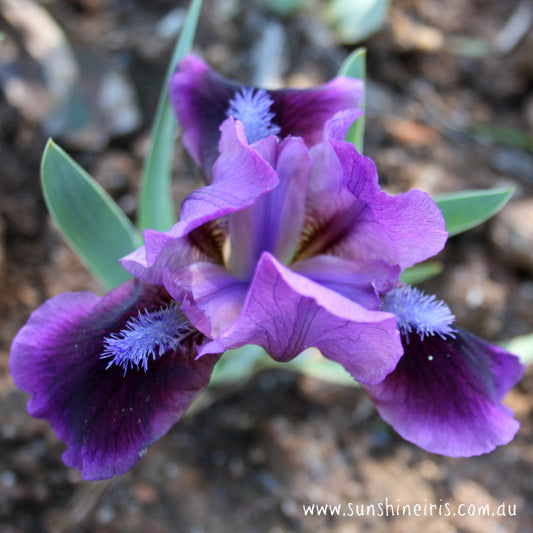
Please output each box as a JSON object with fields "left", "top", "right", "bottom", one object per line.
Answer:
{"left": 122, "top": 107, "right": 447, "bottom": 381}
{"left": 9, "top": 62, "right": 374, "bottom": 480}
{"left": 9, "top": 55, "right": 523, "bottom": 481}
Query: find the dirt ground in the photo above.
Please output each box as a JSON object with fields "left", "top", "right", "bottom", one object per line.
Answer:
{"left": 1, "top": 0, "right": 532, "bottom": 532}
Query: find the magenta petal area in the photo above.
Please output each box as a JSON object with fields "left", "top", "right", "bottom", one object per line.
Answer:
{"left": 200, "top": 253, "right": 403, "bottom": 386}
{"left": 365, "top": 329, "right": 525, "bottom": 456}
{"left": 9, "top": 280, "right": 219, "bottom": 480}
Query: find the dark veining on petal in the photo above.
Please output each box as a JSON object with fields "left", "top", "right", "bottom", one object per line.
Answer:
{"left": 294, "top": 202, "right": 366, "bottom": 262}
{"left": 188, "top": 218, "right": 228, "bottom": 265}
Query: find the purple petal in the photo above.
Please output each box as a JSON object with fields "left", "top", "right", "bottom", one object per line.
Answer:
{"left": 121, "top": 118, "right": 279, "bottom": 284}
{"left": 169, "top": 54, "right": 239, "bottom": 180}
{"left": 332, "top": 141, "right": 448, "bottom": 268}
{"left": 292, "top": 255, "right": 400, "bottom": 310}
{"left": 300, "top": 140, "right": 448, "bottom": 268}
{"left": 365, "top": 329, "right": 524, "bottom": 456}
{"left": 228, "top": 135, "right": 313, "bottom": 279}
{"left": 322, "top": 108, "right": 364, "bottom": 142}
{"left": 10, "top": 280, "right": 219, "bottom": 480}
{"left": 200, "top": 253, "right": 403, "bottom": 385}
{"left": 169, "top": 54, "right": 363, "bottom": 175}
{"left": 269, "top": 78, "right": 364, "bottom": 145}
{"left": 175, "top": 118, "right": 280, "bottom": 239}
{"left": 120, "top": 229, "right": 202, "bottom": 285}
{"left": 163, "top": 263, "right": 248, "bottom": 338}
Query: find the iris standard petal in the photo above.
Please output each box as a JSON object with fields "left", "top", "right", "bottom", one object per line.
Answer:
{"left": 300, "top": 139, "right": 447, "bottom": 267}
{"left": 9, "top": 280, "right": 218, "bottom": 480}
{"left": 322, "top": 108, "right": 364, "bottom": 143}
{"left": 169, "top": 54, "right": 364, "bottom": 175}
{"left": 200, "top": 252, "right": 403, "bottom": 386}
{"left": 172, "top": 118, "right": 280, "bottom": 239}
{"left": 365, "top": 329, "right": 524, "bottom": 456}
{"left": 331, "top": 141, "right": 448, "bottom": 268}
{"left": 121, "top": 118, "right": 279, "bottom": 284}
{"left": 228, "top": 135, "right": 313, "bottom": 278}
{"left": 296, "top": 139, "right": 376, "bottom": 260}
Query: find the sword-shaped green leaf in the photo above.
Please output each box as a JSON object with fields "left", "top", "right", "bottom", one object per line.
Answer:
{"left": 434, "top": 188, "right": 513, "bottom": 237}
{"left": 41, "top": 140, "right": 141, "bottom": 289}
{"left": 137, "top": 0, "right": 203, "bottom": 232}
{"left": 339, "top": 47, "right": 366, "bottom": 153}
{"left": 400, "top": 262, "right": 443, "bottom": 285}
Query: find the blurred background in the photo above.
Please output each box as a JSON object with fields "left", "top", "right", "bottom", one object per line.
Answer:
{"left": 0, "top": 0, "right": 532, "bottom": 531}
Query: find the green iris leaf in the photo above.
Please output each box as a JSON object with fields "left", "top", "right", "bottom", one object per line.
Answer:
{"left": 137, "top": 0, "right": 203, "bottom": 232}
{"left": 41, "top": 140, "right": 141, "bottom": 289}
{"left": 434, "top": 188, "right": 514, "bottom": 237}
{"left": 400, "top": 262, "right": 443, "bottom": 285}
{"left": 339, "top": 47, "right": 366, "bottom": 153}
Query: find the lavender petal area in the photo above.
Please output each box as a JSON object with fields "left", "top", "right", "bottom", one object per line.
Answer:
{"left": 301, "top": 139, "right": 448, "bottom": 267}
{"left": 228, "top": 135, "right": 313, "bottom": 278}
{"left": 121, "top": 118, "right": 279, "bottom": 284}
{"left": 292, "top": 255, "right": 400, "bottom": 310}
{"left": 174, "top": 118, "right": 280, "bottom": 238}
{"left": 120, "top": 229, "right": 201, "bottom": 285}
{"left": 164, "top": 262, "right": 249, "bottom": 339}
{"left": 9, "top": 280, "right": 219, "bottom": 480}
{"left": 365, "top": 329, "right": 524, "bottom": 456}
{"left": 199, "top": 253, "right": 403, "bottom": 386}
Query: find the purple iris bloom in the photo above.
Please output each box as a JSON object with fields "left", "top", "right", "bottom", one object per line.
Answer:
{"left": 9, "top": 56, "right": 523, "bottom": 483}
{"left": 121, "top": 64, "right": 448, "bottom": 398}
{"left": 10, "top": 280, "right": 219, "bottom": 480}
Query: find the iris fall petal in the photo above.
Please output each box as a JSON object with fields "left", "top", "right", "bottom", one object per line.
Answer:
{"left": 9, "top": 280, "right": 219, "bottom": 480}
{"left": 365, "top": 329, "right": 524, "bottom": 456}
{"left": 199, "top": 253, "right": 403, "bottom": 386}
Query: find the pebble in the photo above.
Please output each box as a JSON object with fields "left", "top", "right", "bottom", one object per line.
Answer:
{"left": 491, "top": 147, "right": 533, "bottom": 184}
{"left": 491, "top": 199, "right": 533, "bottom": 274}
